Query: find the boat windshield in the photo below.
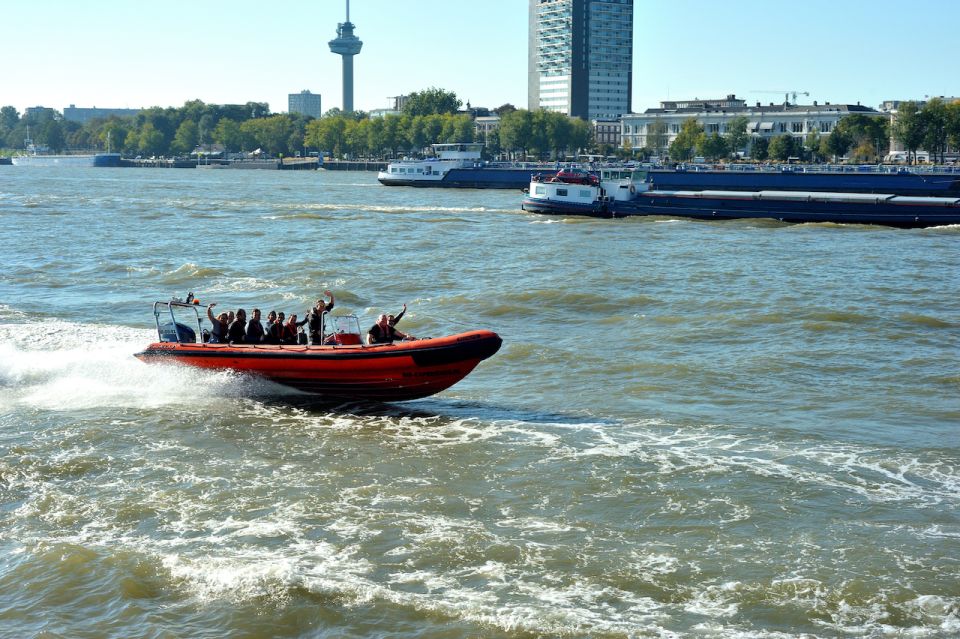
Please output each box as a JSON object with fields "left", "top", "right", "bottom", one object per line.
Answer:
{"left": 152, "top": 300, "right": 204, "bottom": 343}
{"left": 322, "top": 314, "right": 364, "bottom": 346}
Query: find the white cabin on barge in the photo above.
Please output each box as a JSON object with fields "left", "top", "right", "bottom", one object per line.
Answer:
{"left": 377, "top": 143, "right": 485, "bottom": 186}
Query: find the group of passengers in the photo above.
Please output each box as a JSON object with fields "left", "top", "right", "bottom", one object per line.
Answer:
{"left": 204, "top": 290, "right": 414, "bottom": 346}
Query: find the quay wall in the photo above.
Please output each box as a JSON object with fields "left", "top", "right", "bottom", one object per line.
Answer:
{"left": 321, "top": 160, "right": 387, "bottom": 172}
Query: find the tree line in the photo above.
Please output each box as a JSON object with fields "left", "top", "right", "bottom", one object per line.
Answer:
{"left": 1, "top": 87, "right": 591, "bottom": 161}
{"left": 891, "top": 98, "right": 960, "bottom": 163}
{"left": 6, "top": 90, "right": 956, "bottom": 163}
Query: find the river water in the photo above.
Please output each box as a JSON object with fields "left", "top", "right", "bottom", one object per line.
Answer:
{"left": 1, "top": 167, "right": 958, "bottom": 638}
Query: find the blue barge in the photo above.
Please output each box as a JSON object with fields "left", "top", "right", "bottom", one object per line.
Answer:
{"left": 521, "top": 168, "right": 960, "bottom": 229}
{"left": 379, "top": 144, "right": 960, "bottom": 197}
{"left": 649, "top": 165, "right": 960, "bottom": 197}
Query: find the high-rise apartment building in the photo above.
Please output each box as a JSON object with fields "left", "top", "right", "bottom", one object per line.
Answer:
{"left": 289, "top": 90, "right": 322, "bottom": 119}
{"left": 528, "top": 0, "right": 633, "bottom": 120}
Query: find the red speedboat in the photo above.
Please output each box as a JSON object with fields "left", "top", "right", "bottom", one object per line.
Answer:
{"left": 135, "top": 301, "right": 502, "bottom": 402}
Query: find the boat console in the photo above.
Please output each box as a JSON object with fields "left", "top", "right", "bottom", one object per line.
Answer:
{"left": 152, "top": 300, "right": 205, "bottom": 343}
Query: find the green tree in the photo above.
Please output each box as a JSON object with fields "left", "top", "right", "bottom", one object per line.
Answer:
{"left": 240, "top": 115, "right": 294, "bottom": 156}
{"left": 920, "top": 97, "right": 948, "bottom": 163}
{"left": 305, "top": 116, "right": 347, "bottom": 157}
{"left": 361, "top": 117, "right": 383, "bottom": 156}
{"left": 447, "top": 114, "right": 475, "bottom": 144}
{"left": 171, "top": 119, "right": 199, "bottom": 155}
{"left": 647, "top": 120, "right": 668, "bottom": 157}
{"left": 822, "top": 129, "right": 852, "bottom": 161}
{"left": 849, "top": 141, "right": 876, "bottom": 163}
{"left": 697, "top": 133, "right": 729, "bottom": 161}
{"left": 405, "top": 115, "right": 428, "bottom": 153}
{"left": 137, "top": 123, "right": 167, "bottom": 156}
{"left": 99, "top": 119, "right": 129, "bottom": 153}
{"left": 499, "top": 110, "right": 533, "bottom": 159}
{"left": 668, "top": 118, "right": 703, "bottom": 161}
{"left": 569, "top": 118, "right": 592, "bottom": 157}
{"left": 750, "top": 137, "right": 769, "bottom": 161}
{"left": 946, "top": 101, "right": 960, "bottom": 158}
{"left": 725, "top": 116, "right": 750, "bottom": 157}
{"left": 835, "top": 113, "right": 888, "bottom": 162}
{"left": 213, "top": 118, "right": 243, "bottom": 152}
{"left": 198, "top": 113, "right": 216, "bottom": 145}
{"left": 402, "top": 87, "right": 462, "bottom": 116}
{"left": 38, "top": 120, "right": 66, "bottom": 152}
{"left": 768, "top": 134, "right": 796, "bottom": 161}
{"left": 0, "top": 106, "right": 18, "bottom": 138}
{"left": 422, "top": 114, "right": 444, "bottom": 147}
{"left": 804, "top": 128, "right": 822, "bottom": 162}
{"left": 892, "top": 101, "right": 925, "bottom": 164}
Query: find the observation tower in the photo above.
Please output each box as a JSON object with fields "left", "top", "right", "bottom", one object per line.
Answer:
{"left": 328, "top": 0, "right": 363, "bottom": 113}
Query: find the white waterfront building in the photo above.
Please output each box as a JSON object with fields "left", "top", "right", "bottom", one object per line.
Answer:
{"left": 621, "top": 95, "right": 882, "bottom": 155}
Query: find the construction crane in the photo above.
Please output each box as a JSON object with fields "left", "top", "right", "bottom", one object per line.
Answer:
{"left": 750, "top": 90, "right": 810, "bottom": 104}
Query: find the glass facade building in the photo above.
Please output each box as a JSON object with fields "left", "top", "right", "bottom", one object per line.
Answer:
{"left": 288, "top": 90, "right": 322, "bottom": 119}
{"left": 528, "top": 0, "right": 633, "bottom": 120}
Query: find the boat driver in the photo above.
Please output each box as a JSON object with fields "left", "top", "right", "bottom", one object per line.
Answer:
{"left": 366, "top": 314, "right": 414, "bottom": 345}
{"left": 306, "top": 290, "right": 335, "bottom": 345}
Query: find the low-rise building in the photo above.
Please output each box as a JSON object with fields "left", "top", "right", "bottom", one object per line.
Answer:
{"left": 621, "top": 94, "right": 882, "bottom": 155}
{"left": 62, "top": 105, "right": 141, "bottom": 123}
{"left": 592, "top": 118, "right": 621, "bottom": 146}
{"left": 474, "top": 115, "right": 501, "bottom": 142}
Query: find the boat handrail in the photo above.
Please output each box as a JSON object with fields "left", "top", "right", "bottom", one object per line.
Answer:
{"left": 152, "top": 299, "right": 205, "bottom": 344}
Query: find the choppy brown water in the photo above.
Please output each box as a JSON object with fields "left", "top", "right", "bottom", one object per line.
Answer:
{"left": 1, "top": 167, "right": 959, "bottom": 637}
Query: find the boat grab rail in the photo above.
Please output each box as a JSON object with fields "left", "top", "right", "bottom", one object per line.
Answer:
{"left": 152, "top": 299, "right": 205, "bottom": 344}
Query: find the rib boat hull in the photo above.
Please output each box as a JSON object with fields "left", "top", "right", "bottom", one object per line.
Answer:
{"left": 135, "top": 330, "right": 502, "bottom": 402}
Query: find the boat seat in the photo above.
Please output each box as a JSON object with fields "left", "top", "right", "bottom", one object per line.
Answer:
{"left": 327, "top": 331, "right": 362, "bottom": 345}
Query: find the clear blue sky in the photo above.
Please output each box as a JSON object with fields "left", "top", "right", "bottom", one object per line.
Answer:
{"left": 3, "top": 0, "right": 957, "bottom": 116}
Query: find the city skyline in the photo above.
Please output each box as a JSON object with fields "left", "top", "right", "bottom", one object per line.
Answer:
{"left": 3, "top": 0, "right": 959, "bottom": 118}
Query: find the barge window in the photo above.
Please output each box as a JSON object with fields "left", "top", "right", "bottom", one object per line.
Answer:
{"left": 557, "top": 188, "right": 568, "bottom": 196}
{"left": 535, "top": 186, "right": 546, "bottom": 195}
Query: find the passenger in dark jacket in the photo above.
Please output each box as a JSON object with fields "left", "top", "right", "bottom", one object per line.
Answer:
{"left": 246, "top": 308, "right": 265, "bottom": 343}
{"left": 266, "top": 311, "right": 284, "bottom": 344}
{"left": 227, "top": 309, "right": 247, "bottom": 343}
{"left": 281, "top": 314, "right": 302, "bottom": 345}
{"left": 366, "top": 314, "right": 414, "bottom": 345}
